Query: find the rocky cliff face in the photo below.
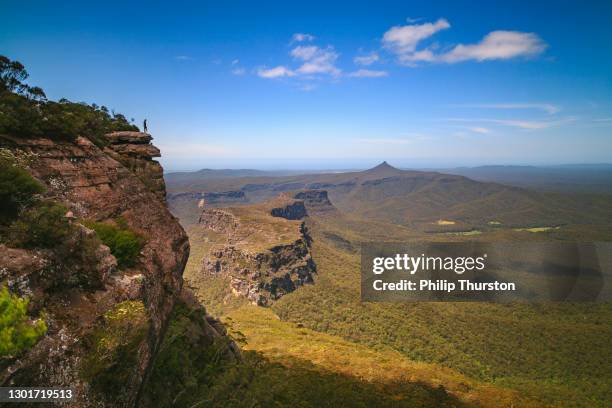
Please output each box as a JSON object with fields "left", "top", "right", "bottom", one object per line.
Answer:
{"left": 270, "top": 197, "right": 307, "bottom": 220}
{"left": 0, "top": 133, "right": 192, "bottom": 406}
{"left": 105, "top": 131, "right": 166, "bottom": 200}
{"left": 198, "top": 197, "right": 316, "bottom": 306}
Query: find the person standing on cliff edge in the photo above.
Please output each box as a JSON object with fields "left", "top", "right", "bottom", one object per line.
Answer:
{"left": 143, "top": 119, "right": 148, "bottom": 133}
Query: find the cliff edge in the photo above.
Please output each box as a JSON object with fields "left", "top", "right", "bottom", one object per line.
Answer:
{"left": 0, "top": 132, "right": 229, "bottom": 406}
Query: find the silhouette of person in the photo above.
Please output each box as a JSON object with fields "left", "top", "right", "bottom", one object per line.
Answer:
{"left": 143, "top": 119, "right": 148, "bottom": 133}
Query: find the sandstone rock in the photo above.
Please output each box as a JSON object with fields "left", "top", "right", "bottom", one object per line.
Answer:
{"left": 270, "top": 199, "right": 307, "bottom": 220}
{"left": 101, "top": 132, "right": 166, "bottom": 199}
{"left": 105, "top": 131, "right": 152, "bottom": 144}
{"left": 108, "top": 143, "right": 161, "bottom": 159}
{"left": 198, "top": 197, "right": 316, "bottom": 306}
{"left": 0, "top": 134, "right": 189, "bottom": 407}
{"left": 294, "top": 190, "right": 337, "bottom": 214}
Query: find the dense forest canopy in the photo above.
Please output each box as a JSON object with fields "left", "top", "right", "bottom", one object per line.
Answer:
{"left": 0, "top": 55, "right": 138, "bottom": 145}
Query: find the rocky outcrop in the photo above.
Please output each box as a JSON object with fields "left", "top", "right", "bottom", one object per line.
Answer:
{"left": 203, "top": 233, "right": 315, "bottom": 306}
{"left": 104, "top": 131, "right": 166, "bottom": 200}
{"left": 270, "top": 199, "right": 307, "bottom": 220}
{"left": 198, "top": 199, "right": 316, "bottom": 306}
{"left": 198, "top": 208, "right": 238, "bottom": 234}
{"left": 293, "top": 190, "right": 338, "bottom": 216}
{"left": 0, "top": 134, "right": 189, "bottom": 407}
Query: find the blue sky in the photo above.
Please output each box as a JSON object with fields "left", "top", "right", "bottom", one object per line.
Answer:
{"left": 2, "top": 1, "right": 612, "bottom": 170}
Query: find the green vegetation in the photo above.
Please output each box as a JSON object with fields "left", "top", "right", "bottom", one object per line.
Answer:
{"left": 8, "top": 201, "right": 74, "bottom": 248}
{"left": 271, "top": 225, "right": 612, "bottom": 407}
{"left": 0, "top": 153, "right": 44, "bottom": 225}
{"left": 0, "top": 56, "right": 138, "bottom": 144}
{"left": 85, "top": 219, "right": 144, "bottom": 268}
{"left": 143, "top": 299, "right": 238, "bottom": 407}
{"left": 144, "top": 299, "right": 479, "bottom": 407}
{"left": 81, "top": 301, "right": 148, "bottom": 394}
{"left": 0, "top": 286, "right": 47, "bottom": 358}
{"left": 182, "top": 213, "right": 612, "bottom": 407}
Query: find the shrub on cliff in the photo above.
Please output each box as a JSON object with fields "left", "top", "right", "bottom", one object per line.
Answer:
{"left": 0, "top": 286, "right": 47, "bottom": 358}
{"left": 8, "top": 201, "right": 74, "bottom": 248}
{"left": 85, "top": 220, "right": 144, "bottom": 269}
{"left": 0, "top": 55, "right": 139, "bottom": 144}
{"left": 0, "top": 154, "right": 44, "bottom": 225}
{"left": 81, "top": 301, "right": 148, "bottom": 395}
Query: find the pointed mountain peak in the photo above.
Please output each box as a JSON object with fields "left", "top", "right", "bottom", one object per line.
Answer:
{"left": 365, "top": 161, "right": 401, "bottom": 173}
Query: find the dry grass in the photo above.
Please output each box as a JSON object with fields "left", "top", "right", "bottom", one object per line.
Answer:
{"left": 226, "top": 305, "right": 539, "bottom": 408}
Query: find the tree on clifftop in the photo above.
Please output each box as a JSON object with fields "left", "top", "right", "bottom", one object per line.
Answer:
{"left": 0, "top": 55, "right": 138, "bottom": 144}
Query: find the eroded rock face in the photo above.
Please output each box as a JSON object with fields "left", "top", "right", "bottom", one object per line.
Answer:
{"left": 270, "top": 199, "right": 307, "bottom": 220}
{"left": 294, "top": 190, "right": 336, "bottom": 214}
{"left": 203, "top": 233, "right": 315, "bottom": 306}
{"left": 104, "top": 131, "right": 166, "bottom": 200}
{"left": 198, "top": 199, "right": 316, "bottom": 306}
{"left": 0, "top": 134, "right": 189, "bottom": 407}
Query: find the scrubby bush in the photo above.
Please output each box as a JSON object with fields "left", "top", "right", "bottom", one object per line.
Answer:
{"left": 0, "top": 55, "right": 139, "bottom": 144}
{"left": 0, "top": 154, "right": 44, "bottom": 224}
{"left": 81, "top": 301, "right": 148, "bottom": 395}
{"left": 85, "top": 220, "right": 144, "bottom": 269}
{"left": 8, "top": 201, "right": 74, "bottom": 248}
{"left": 0, "top": 286, "right": 47, "bottom": 358}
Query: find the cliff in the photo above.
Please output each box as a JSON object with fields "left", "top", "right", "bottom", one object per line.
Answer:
{"left": 0, "top": 132, "right": 232, "bottom": 406}
{"left": 198, "top": 196, "right": 316, "bottom": 306}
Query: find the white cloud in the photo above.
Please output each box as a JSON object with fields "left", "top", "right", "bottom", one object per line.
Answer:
{"left": 348, "top": 69, "right": 388, "bottom": 78}
{"left": 469, "top": 127, "right": 491, "bottom": 134}
{"left": 231, "top": 67, "right": 246, "bottom": 76}
{"left": 291, "top": 45, "right": 341, "bottom": 76}
{"left": 257, "top": 66, "right": 295, "bottom": 78}
{"left": 382, "top": 19, "right": 546, "bottom": 65}
{"left": 291, "top": 45, "right": 320, "bottom": 60}
{"left": 231, "top": 59, "right": 240, "bottom": 65}
{"left": 382, "top": 18, "right": 450, "bottom": 64}
{"left": 292, "top": 33, "right": 316, "bottom": 43}
{"left": 354, "top": 52, "right": 379, "bottom": 66}
{"left": 452, "top": 103, "right": 560, "bottom": 114}
{"left": 440, "top": 31, "right": 546, "bottom": 63}
{"left": 175, "top": 55, "right": 193, "bottom": 61}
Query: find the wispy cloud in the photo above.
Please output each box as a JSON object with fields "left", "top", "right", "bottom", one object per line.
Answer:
{"left": 354, "top": 52, "right": 379, "bottom": 66}
{"left": 231, "top": 67, "right": 246, "bottom": 76}
{"left": 382, "top": 19, "right": 546, "bottom": 66}
{"left": 594, "top": 117, "right": 612, "bottom": 122}
{"left": 175, "top": 55, "right": 193, "bottom": 61}
{"left": 440, "top": 31, "right": 546, "bottom": 63}
{"left": 446, "top": 117, "right": 574, "bottom": 130}
{"left": 469, "top": 127, "right": 491, "bottom": 134}
{"left": 452, "top": 103, "right": 560, "bottom": 114}
{"left": 292, "top": 33, "right": 315, "bottom": 43}
{"left": 348, "top": 69, "right": 388, "bottom": 78}
{"left": 257, "top": 66, "right": 295, "bottom": 78}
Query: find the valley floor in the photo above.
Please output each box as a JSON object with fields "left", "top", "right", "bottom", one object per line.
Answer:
{"left": 181, "top": 220, "right": 612, "bottom": 407}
